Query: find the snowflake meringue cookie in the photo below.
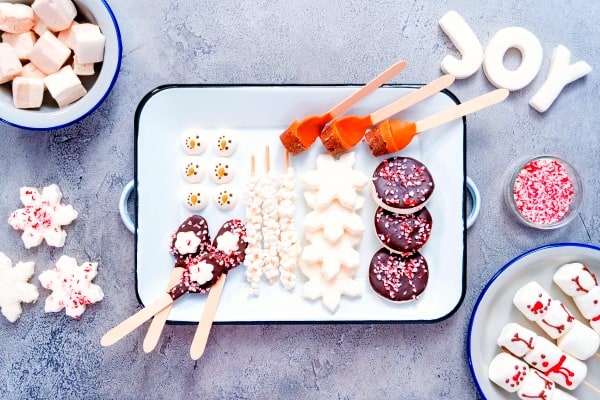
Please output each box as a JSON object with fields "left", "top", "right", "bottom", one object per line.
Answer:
{"left": 181, "top": 129, "right": 207, "bottom": 155}
{"left": 0, "top": 252, "right": 38, "bottom": 322}
{"left": 38, "top": 255, "right": 103, "bottom": 318}
{"left": 8, "top": 184, "right": 78, "bottom": 249}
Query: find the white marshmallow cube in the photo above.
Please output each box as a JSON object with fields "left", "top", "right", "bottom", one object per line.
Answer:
{"left": 496, "top": 322, "right": 537, "bottom": 358}
{"left": 28, "top": 31, "right": 71, "bottom": 75}
{"left": 557, "top": 319, "right": 600, "bottom": 360}
{"left": 74, "top": 27, "right": 105, "bottom": 64}
{"left": 553, "top": 262, "right": 598, "bottom": 297}
{"left": 72, "top": 55, "right": 94, "bottom": 76}
{"left": 19, "top": 62, "right": 47, "bottom": 81}
{"left": 516, "top": 370, "right": 556, "bottom": 400}
{"left": 513, "top": 281, "right": 553, "bottom": 321}
{"left": 57, "top": 20, "right": 78, "bottom": 49}
{"left": 44, "top": 65, "right": 86, "bottom": 107}
{"left": 12, "top": 77, "right": 44, "bottom": 109}
{"left": 536, "top": 300, "right": 575, "bottom": 339}
{"left": 1, "top": 31, "right": 37, "bottom": 60}
{"left": 573, "top": 285, "right": 600, "bottom": 320}
{"left": 31, "top": 0, "right": 77, "bottom": 32}
{"left": 488, "top": 352, "right": 529, "bottom": 393}
{"left": 32, "top": 15, "right": 49, "bottom": 36}
{"left": 0, "top": 43, "right": 23, "bottom": 84}
{"left": 0, "top": 3, "right": 35, "bottom": 33}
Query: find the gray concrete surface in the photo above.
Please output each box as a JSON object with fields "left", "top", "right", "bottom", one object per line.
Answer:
{"left": 1, "top": 1, "right": 599, "bottom": 399}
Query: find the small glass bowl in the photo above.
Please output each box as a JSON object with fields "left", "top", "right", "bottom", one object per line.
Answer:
{"left": 505, "top": 156, "right": 583, "bottom": 229}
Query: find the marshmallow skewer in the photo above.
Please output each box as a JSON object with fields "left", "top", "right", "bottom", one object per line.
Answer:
{"left": 243, "top": 155, "right": 264, "bottom": 295}
{"left": 142, "top": 215, "right": 211, "bottom": 353}
{"left": 319, "top": 74, "right": 456, "bottom": 156}
{"left": 496, "top": 322, "right": 597, "bottom": 392}
{"left": 553, "top": 263, "right": 600, "bottom": 337}
{"left": 513, "top": 281, "right": 600, "bottom": 361}
{"left": 277, "top": 151, "right": 300, "bottom": 290}
{"left": 279, "top": 60, "right": 408, "bottom": 155}
{"left": 260, "top": 146, "right": 281, "bottom": 284}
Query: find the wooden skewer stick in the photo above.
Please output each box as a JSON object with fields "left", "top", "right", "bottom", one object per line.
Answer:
{"left": 250, "top": 154, "right": 256, "bottom": 177}
{"left": 265, "top": 145, "right": 271, "bottom": 174}
{"left": 582, "top": 379, "right": 600, "bottom": 394}
{"left": 142, "top": 268, "right": 185, "bottom": 353}
{"left": 189, "top": 273, "right": 227, "bottom": 360}
{"left": 283, "top": 150, "right": 289, "bottom": 171}
{"left": 101, "top": 294, "right": 174, "bottom": 347}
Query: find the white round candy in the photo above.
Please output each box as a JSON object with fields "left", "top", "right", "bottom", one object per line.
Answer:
{"left": 213, "top": 184, "right": 238, "bottom": 211}
{"left": 209, "top": 157, "right": 235, "bottom": 184}
{"left": 182, "top": 185, "right": 209, "bottom": 211}
{"left": 512, "top": 281, "right": 552, "bottom": 321}
{"left": 181, "top": 156, "right": 206, "bottom": 183}
{"left": 488, "top": 352, "right": 529, "bottom": 393}
{"left": 181, "top": 129, "right": 207, "bottom": 155}
{"left": 213, "top": 132, "right": 237, "bottom": 157}
{"left": 553, "top": 262, "right": 598, "bottom": 297}
{"left": 557, "top": 320, "right": 600, "bottom": 360}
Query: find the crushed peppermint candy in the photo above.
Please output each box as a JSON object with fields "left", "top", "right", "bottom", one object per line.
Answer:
{"left": 512, "top": 158, "right": 575, "bottom": 225}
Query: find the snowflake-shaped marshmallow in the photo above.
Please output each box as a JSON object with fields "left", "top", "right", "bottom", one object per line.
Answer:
{"left": 39, "top": 255, "right": 103, "bottom": 318}
{"left": 0, "top": 252, "right": 39, "bottom": 322}
{"left": 301, "top": 152, "right": 368, "bottom": 210}
{"left": 8, "top": 184, "right": 78, "bottom": 249}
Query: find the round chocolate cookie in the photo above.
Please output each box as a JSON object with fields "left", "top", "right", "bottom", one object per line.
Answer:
{"left": 371, "top": 156, "right": 434, "bottom": 214}
{"left": 374, "top": 206, "right": 432, "bottom": 254}
{"left": 369, "top": 248, "right": 429, "bottom": 302}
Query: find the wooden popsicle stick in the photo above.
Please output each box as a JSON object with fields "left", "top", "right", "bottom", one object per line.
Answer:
{"left": 369, "top": 74, "right": 456, "bottom": 124}
{"left": 327, "top": 60, "right": 408, "bottom": 119}
{"left": 101, "top": 293, "right": 174, "bottom": 347}
{"left": 142, "top": 268, "right": 185, "bottom": 353}
{"left": 415, "top": 88, "right": 509, "bottom": 133}
{"left": 189, "top": 273, "right": 227, "bottom": 360}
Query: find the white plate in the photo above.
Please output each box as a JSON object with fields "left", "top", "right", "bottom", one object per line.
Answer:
{"left": 468, "top": 243, "right": 600, "bottom": 399}
{"left": 134, "top": 85, "right": 466, "bottom": 323}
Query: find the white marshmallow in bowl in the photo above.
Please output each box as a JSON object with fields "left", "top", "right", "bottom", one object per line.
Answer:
{"left": 1, "top": 31, "right": 37, "bottom": 60}
{"left": 31, "top": 0, "right": 77, "bottom": 32}
{"left": 73, "top": 24, "right": 104, "bottom": 63}
{"left": 0, "top": 3, "right": 35, "bottom": 33}
{"left": 0, "top": 43, "right": 22, "bottom": 84}
{"left": 28, "top": 31, "right": 71, "bottom": 75}
{"left": 12, "top": 77, "right": 44, "bottom": 109}
{"left": 44, "top": 65, "right": 87, "bottom": 107}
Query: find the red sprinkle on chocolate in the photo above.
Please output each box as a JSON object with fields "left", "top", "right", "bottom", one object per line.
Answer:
{"left": 513, "top": 158, "right": 575, "bottom": 225}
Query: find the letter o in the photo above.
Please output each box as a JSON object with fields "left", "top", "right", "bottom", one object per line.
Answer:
{"left": 483, "top": 27, "right": 543, "bottom": 91}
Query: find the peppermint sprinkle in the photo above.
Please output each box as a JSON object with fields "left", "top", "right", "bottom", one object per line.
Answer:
{"left": 513, "top": 158, "right": 575, "bottom": 225}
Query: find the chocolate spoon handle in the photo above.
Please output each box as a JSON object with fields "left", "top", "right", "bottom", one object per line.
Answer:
{"left": 189, "top": 273, "right": 227, "bottom": 360}
{"left": 415, "top": 88, "right": 509, "bottom": 133}
{"left": 327, "top": 60, "right": 408, "bottom": 119}
{"left": 369, "top": 74, "right": 455, "bottom": 123}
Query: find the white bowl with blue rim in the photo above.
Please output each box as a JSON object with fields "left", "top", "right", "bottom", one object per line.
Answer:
{"left": 0, "top": 0, "right": 122, "bottom": 130}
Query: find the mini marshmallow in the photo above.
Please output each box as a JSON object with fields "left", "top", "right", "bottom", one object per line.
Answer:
{"left": 516, "top": 370, "right": 556, "bottom": 400}
{"left": 19, "top": 62, "right": 47, "bottom": 81}
{"left": 438, "top": 11, "right": 483, "bottom": 79}
{"left": 536, "top": 300, "right": 575, "bottom": 339}
{"left": 513, "top": 281, "right": 553, "bottom": 321}
{"left": 12, "top": 77, "right": 44, "bottom": 109}
{"left": 496, "top": 322, "right": 537, "bottom": 358}
{"left": 483, "top": 27, "right": 543, "bottom": 91}
{"left": 73, "top": 26, "right": 105, "bottom": 64}
{"left": 573, "top": 285, "right": 600, "bottom": 320}
{"left": 181, "top": 156, "right": 206, "bottom": 183}
{"left": 556, "top": 320, "right": 600, "bottom": 360}
{"left": 553, "top": 262, "right": 598, "bottom": 297}
{"left": 0, "top": 3, "right": 35, "bottom": 34}
{"left": 529, "top": 45, "right": 592, "bottom": 113}
{"left": 44, "top": 65, "right": 87, "bottom": 107}
{"left": 0, "top": 43, "right": 23, "bottom": 84}
{"left": 488, "top": 352, "right": 529, "bottom": 393}
{"left": 523, "top": 336, "right": 587, "bottom": 390}
{"left": 1, "top": 31, "right": 37, "bottom": 60}
{"left": 28, "top": 31, "right": 71, "bottom": 75}
{"left": 182, "top": 185, "right": 209, "bottom": 211}
{"left": 31, "top": 0, "right": 77, "bottom": 32}
{"left": 72, "top": 54, "right": 94, "bottom": 76}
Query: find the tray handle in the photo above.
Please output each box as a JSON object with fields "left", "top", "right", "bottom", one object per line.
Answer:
{"left": 119, "top": 180, "right": 135, "bottom": 233}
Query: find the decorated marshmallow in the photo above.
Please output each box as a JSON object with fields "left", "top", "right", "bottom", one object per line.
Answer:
{"left": 12, "top": 77, "right": 44, "bottom": 109}
{"left": 0, "top": 43, "right": 23, "bottom": 85}
{"left": 28, "top": 31, "right": 71, "bottom": 75}
{"left": 516, "top": 369, "right": 556, "bottom": 400}
{"left": 44, "top": 65, "right": 87, "bottom": 107}
{"left": 573, "top": 285, "right": 600, "bottom": 320}
{"left": 497, "top": 322, "right": 537, "bottom": 358}
{"left": 438, "top": 11, "right": 483, "bottom": 79}
{"left": 181, "top": 185, "right": 209, "bottom": 211}
{"left": 181, "top": 156, "right": 206, "bottom": 183}
{"left": 556, "top": 320, "right": 600, "bottom": 361}
{"left": 553, "top": 262, "right": 598, "bottom": 297}
{"left": 213, "top": 132, "right": 237, "bottom": 157}
{"left": 209, "top": 157, "right": 235, "bottom": 184}
{"left": 483, "top": 27, "right": 543, "bottom": 91}
{"left": 0, "top": 3, "right": 35, "bottom": 33}
{"left": 181, "top": 129, "right": 207, "bottom": 155}
{"left": 31, "top": 0, "right": 77, "bottom": 32}
{"left": 537, "top": 300, "right": 575, "bottom": 339}
{"left": 513, "top": 281, "right": 553, "bottom": 321}
{"left": 488, "top": 352, "right": 529, "bottom": 393}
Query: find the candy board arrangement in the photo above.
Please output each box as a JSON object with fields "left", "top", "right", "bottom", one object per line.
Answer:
{"left": 468, "top": 243, "right": 600, "bottom": 400}
{"left": 133, "top": 84, "right": 467, "bottom": 324}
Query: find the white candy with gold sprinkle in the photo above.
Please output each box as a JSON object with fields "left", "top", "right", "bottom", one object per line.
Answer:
{"left": 181, "top": 129, "right": 207, "bottom": 155}
{"left": 209, "top": 157, "right": 235, "bottom": 184}
{"left": 213, "top": 132, "right": 237, "bottom": 157}
{"left": 181, "top": 156, "right": 206, "bottom": 183}
{"left": 213, "top": 184, "right": 238, "bottom": 210}
{"left": 182, "top": 185, "right": 209, "bottom": 211}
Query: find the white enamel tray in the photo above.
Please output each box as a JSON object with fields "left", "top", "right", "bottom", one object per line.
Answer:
{"left": 134, "top": 85, "right": 466, "bottom": 324}
{"left": 468, "top": 243, "right": 600, "bottom": 400}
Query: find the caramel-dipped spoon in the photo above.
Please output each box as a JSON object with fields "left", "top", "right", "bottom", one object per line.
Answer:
{"left": 320, "top": 74, "right": 455, "bottom": 156}
{"left": 366, "top": 88, "right": 509, "bottom": 156}
{"left": 279, "top": 60, "right": 407, "bottom": 155}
